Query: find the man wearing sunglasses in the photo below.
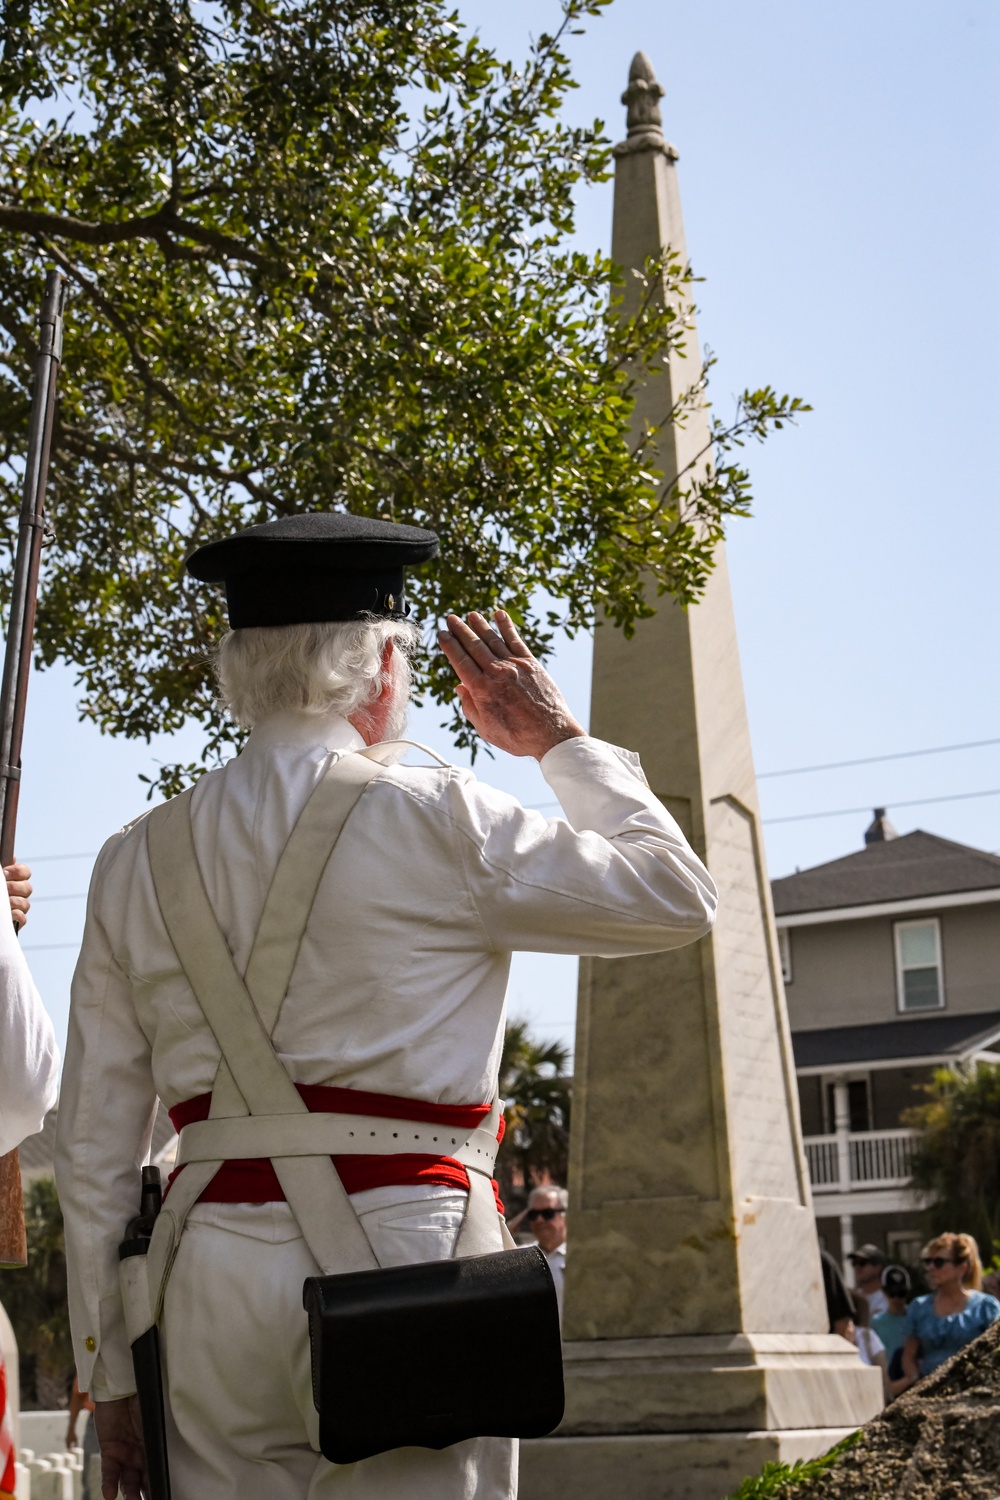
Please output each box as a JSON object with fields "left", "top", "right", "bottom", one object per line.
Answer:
{"left": 847, "top": 1243, "right": 888, "bottom": 1316}
{"left": 521, "top": 1188, "right": 568, "bottom": 1327}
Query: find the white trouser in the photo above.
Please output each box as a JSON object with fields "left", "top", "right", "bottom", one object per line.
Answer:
{"left": 160, "top": 1187, "right": 518, "bottom": 1500}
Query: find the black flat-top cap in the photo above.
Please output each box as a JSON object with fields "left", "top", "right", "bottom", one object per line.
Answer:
{"left": 186, "top": 512, "right": 439, "bottom": 628}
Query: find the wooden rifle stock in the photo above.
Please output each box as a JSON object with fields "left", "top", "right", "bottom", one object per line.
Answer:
{"left": 0, "top": 269, "right": 66, "bottom": 1268}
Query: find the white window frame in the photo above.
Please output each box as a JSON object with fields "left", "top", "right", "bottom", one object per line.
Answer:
{"left": 894, "top": 916, "right": 945, "bottom": 1013}
{"left": 778, "top": 927, "right": 793, "bottom": 984}
{"left": 887, "top": 1229, "right": 924, "bottom": 1268}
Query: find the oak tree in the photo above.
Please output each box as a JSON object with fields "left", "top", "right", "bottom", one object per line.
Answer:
{"left": 0, "top": 0, "right": 806, "bottom": 786}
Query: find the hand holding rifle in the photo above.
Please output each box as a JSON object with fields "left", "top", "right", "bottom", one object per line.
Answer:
{"left": 95, "top": 1396, "right": 148, "bottom": 1500}
{"left": 5, "top": 862, "right": 32, "bottom": 931}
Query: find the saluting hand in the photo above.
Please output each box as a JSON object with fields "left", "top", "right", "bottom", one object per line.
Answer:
{"left": 439, "top": 610, "right": 586, "bottom": 760}
{"left": 5, "top": 860, "right": 31, "bottom": 931}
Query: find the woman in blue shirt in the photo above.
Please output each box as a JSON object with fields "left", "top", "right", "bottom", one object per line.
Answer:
{"left": 894, "top": 1232, "right": 1000, "bottom": 1393}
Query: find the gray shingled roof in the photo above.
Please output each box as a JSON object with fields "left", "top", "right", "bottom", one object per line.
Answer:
{"left": 772, "top": 830, "right": 1000, "bottom": 917}
{"left": 792, "top": 1010, "right": 1000, "bottom": 1068}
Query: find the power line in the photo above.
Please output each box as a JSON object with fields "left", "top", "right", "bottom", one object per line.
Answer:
{"left": 758, "top": 737, "right": 1000, "bottom": 780}
{"left": 530, "top": 786, "right": 1000, "bottom": 828}
{"left": 31, "top": 893, "right": 86, "bottom": 903}
{"left": 763, "top": 787, "right": 1000, "bottom": 826}
{"left": 20, "top": 851, "right": 97, "bottom": 863}
{"left": 21, "top": 942, "right": 80, "bottom": 952}
{"left": 14, "top": 737, "right": 1000, "bottom": 858}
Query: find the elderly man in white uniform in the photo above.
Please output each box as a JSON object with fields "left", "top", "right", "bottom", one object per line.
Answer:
{"left": 0, "top": 862, "right": 58, "bottom": 1157}
{"left": 55, "top": 513, "right": 717, "bottom": 1500}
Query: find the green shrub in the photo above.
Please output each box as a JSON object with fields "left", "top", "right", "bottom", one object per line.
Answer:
{"left": 726, "top": 1431, "right": 860, "bottom": 1498}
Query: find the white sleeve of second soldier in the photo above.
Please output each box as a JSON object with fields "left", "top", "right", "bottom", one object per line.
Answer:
{"left": 54, "top": 841, "right": 158, "bottom": 1402}
{"left": 449, "top": 735, "right": 718, "bottom": 956}
{"left": 0, "top": 901, "right": 59, "bottom": 1157}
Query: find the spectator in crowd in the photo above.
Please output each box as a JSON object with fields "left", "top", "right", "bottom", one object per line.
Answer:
{"left": 846, "top": 1291, "right": 889, "bottom": 1403}
{"left": 66, "top": 1374, "right": 99, "bottom": 1500}
{"left": 509, "top": 1186, "right": 567, "bottom": 1326}
{"left": 847, "top": 1244, "right": 888, "bottom": 1316}
{"left": 894, "top": 1232, "right": 1000, "bottom": 1394}
{"left": 872, "top": 1265, "right": 911, "bottom": 1378}
{"left": 820, "top": 1247, "right": 856, "bottom": 1337}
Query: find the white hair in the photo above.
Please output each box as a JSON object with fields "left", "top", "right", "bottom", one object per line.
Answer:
{"left": 529, "top": 1185, "right": 569, "bottom": 1211}
{"left": 215, "top": 617, "right": 418, "bottom": 732}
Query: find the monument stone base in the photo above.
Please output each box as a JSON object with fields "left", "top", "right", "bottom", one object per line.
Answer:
{"left": 517, "top": 1333, "right": 883, "bottom": 1500}
{"left": 519, "top": 1427, "right": 861, "bottom": 1500}
{"left": 558, "top": 1333, "right": 883, "bottom": 1433}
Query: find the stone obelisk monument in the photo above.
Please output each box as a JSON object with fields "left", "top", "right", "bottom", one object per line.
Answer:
{"left": 519, "top": 54, "right": 881, "bottom": 1500}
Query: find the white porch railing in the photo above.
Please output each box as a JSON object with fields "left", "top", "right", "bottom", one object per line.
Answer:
{"left": 804, "top": 1128, "right": 918, "bottom": 1194}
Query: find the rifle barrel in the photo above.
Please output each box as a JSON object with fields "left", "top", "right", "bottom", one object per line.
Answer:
{"left": 0, "top": 269, "right": 65, "bottom": 867}
{"left": 0, "top": 269, "right": 66, "bottom": 1269}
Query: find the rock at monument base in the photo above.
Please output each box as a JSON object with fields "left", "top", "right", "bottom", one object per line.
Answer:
{"left": 782, "top": 1320, "right": 1000, "bottom": 1500}
{"left": 519, "top": 1427, "right": 860, "bottom": 1500}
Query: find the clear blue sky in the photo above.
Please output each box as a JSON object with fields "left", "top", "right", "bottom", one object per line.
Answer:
{"left": 13, "top": 0, "right": 1000, "bottom": 1064}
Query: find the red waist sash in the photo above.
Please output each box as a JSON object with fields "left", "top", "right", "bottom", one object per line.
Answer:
{"left": 167, "top": 1083, "right": 504, "bottom": 1211}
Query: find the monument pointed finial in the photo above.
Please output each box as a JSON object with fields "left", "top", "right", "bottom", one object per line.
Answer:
{"left": 624, "top": 52, "right": 663, "bottom": 132}
{"left": 615, "top": 51, "right": 678, "bottom": 160}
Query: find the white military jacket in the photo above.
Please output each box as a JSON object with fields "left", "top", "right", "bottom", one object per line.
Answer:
{"left": 55, "top": 711, "right": 717, "bottom": 1398}
{"left": 0, "top": 904, "right": 58, "bottom": 1157}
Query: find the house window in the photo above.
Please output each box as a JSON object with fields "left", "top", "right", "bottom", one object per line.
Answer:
{"left": 887, "top": 1230, "right": 924, "bottom": 1268}
{"left": 778, "top": 927, "right": 793, "bottom": 984}
{"left": 894, "top": 918, "right": 944, "bottom": 1012}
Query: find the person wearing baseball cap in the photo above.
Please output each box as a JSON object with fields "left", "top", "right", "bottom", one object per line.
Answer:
{"left": 848, "top": 1243, "right": 889, "bottom": 1315}
{"left": 872, "top": 1264, "right": 911, "bottom": 1374}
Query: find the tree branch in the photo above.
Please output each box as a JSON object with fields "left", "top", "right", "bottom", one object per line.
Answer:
{"left": 0, "top": 202, "right": 282, "bottom": 273}
{"left": 58, "top": 423, "right": 277, "bottom": 504}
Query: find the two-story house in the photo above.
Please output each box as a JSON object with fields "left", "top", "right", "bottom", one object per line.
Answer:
{"left": 773, "top": 809, "right": 1000, "bottom": 1266}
